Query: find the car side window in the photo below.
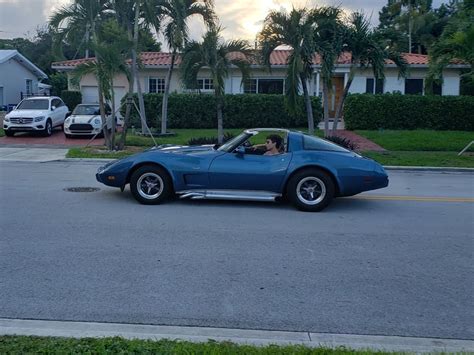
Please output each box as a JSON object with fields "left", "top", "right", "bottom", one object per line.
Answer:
{"left": 51, "top": 99, "right": 60, "bottom": 108}
{"left": 303, "top": 135, "right": 349, "bottom": 152}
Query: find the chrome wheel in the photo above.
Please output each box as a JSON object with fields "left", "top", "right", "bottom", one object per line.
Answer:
{"left": 137, "top": 173, "right": 164, "bottom": 200}
{"left": 296, "top": 177, "right": 326, "bottom": 205}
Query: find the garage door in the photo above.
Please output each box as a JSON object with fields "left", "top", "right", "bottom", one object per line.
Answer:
{"left": 81, "top": 86, "right": 126, "bottom": 119}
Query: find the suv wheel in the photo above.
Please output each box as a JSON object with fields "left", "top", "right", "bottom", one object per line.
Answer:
{"left": 43, "top": 120, "right": 52, "bottom": 137}
{"left": 5, "top": 130, "right": 14, "bottom": 137}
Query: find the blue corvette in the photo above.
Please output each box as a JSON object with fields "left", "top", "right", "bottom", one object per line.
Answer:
{"left": 96, "top": 128, "right": 388, "bottom": 211}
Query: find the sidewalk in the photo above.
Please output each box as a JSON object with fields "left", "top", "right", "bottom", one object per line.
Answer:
{"left": 0, "top": 147, "right": 68, "bottom": 162}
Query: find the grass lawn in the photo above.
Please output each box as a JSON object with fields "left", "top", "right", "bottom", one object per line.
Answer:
{"left": 363, "top": 151, "right": 474, "bottom": 168}
{"left": 355, "top": 130, "right": 474, "bottom": 152}
{"left": 0, "top": 335, "right": 390, "bottom": 354}
{"left": 0, "top": 128, "right": 4, "bottom": 137}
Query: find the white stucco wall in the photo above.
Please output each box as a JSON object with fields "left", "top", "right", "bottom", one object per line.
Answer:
{"left": 0, "top": 58, "right": 40, "bottom": 105}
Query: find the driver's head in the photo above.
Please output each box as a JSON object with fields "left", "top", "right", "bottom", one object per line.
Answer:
{"left": 265, "top": 134, "right": 283, "bottom": 151}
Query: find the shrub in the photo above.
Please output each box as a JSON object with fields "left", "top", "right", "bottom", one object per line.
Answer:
{"left": 325, "top": 136, "right": 358, "bottom": 151}
{"left": 343, "top": 93, "right": 474, "bottom": 131}
{"left": 187, "top": 132, "right": 235, "bottom": 145}
{"left": 122, "top": 94, "right": 322, "bottom": 129}
{"left": 61, "top": 90, "right": 82, "bottom": 111}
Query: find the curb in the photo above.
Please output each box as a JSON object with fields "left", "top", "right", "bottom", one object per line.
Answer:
{"left": 0, "top": 318, "right": 473, "bottom": 352}
{"left": 384, "top": 166, "right": 474, "bottom": 173}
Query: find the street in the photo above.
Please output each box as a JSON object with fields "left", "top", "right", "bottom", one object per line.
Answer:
{"left": 0, "top": 160, "right": 473, "bottom": 340}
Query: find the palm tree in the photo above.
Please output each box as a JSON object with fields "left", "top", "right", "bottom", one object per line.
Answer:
{"left": 113, "top": 0, "right": 159, "bottom": 147}
{"left": 310, "top": 6, "right": 346, "bottom": 136}
{"left": 258, "top": 8, "right": 317, "bottom": 135}
{"left": 153, "top": 0, "right": 215, "bottom": 135}
{"left": 330, "top": 12, "right": 407, "bottom": 134}
{"left": 180, "top": 26, "right": 251, "bottom": 143}
{"left": 49, "top": 0, "right": 110, "bottom": 58}
{"left": 72, "top": 37, "right": 130, "bottom": 150}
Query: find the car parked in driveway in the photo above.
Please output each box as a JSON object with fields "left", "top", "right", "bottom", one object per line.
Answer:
{"left": 96, "top": 128, "right": 389, "bottom": 212}
{"left": 3, "top": 96, "right": 69, "bottom": 137}
{"left": 64, "top": 103, "right": 110, "bottom": 138}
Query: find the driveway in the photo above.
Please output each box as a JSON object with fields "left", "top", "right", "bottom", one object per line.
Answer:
{"left": 0, "top": 128, "right": 104, "bottom": 146}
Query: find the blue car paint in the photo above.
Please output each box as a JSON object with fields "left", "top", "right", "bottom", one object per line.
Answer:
{"left": 96, "top": 131, "right": 388, "bottom": 196}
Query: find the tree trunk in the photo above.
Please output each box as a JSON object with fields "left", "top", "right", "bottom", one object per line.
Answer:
{"left": 85, "top": 27, "right": 90, "bottom": 59}
{"left": 217, "top": 95, "right": 224, "bottom": 144}
{"left": 300, "top": 74, "right": 314, "bottom": 135}
{"left": 331, "top": 70, "right": 355, "bottom": 134}
{"left": 98, "top": 84, "right": 112, "bottom": 150}
{"left": 132, "top": 2, "right": 147, "bottom": 134}
{"left": 161, "top": 50, "right": 176, "bottom": 135}
{"left": 118, "top": 23, "right": 135, "bottom": 151}
{"left": 322, "top": 80, "right": 330, "bottom": 137}
{"left": 408, "top": 2, "right": 413, "bottom": 53}
{"left": 110, "top": 81, "right": 116, "bottom": 149}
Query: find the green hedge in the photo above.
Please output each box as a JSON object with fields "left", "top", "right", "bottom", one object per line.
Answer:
{"left": 61, "top": 90, "right": 82, "bottom": 111}
{"left": 344, "top": 94, "right": 474, "bottom": 131}
{"left": 122, "top": 94, "right": 322, "bottom": 129}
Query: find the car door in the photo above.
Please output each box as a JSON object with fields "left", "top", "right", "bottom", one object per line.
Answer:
{"left": 50, "top": 99, "right": 62, "bottom": 125}
{"left": 208, "top": 152, "right": 292, "bottom": 192}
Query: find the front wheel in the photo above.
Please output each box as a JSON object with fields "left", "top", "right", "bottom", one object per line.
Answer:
{"left": 43, "top": 120, "right": 52, "bottom": 137}
{"left": 130, "top": 165, "right": 172, "bottom": 205}
{"left": 5, "top": 130, "right": 14, "bottom": 137}
{"left": 287, "top": 169, "right": 335, "bottom": 212}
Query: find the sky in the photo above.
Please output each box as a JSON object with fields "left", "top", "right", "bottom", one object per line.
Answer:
{"left": 0, "top": 0, "right": 446, "bottom": 44}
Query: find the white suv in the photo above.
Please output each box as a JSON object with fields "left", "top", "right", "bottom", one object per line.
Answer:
{"left": 3, "top": 96, "right": 70, "bottom": 137}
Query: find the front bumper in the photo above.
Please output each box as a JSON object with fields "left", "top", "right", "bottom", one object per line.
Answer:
{"left": 4, "top": 121, "right": 46, "bottom": 132}
{"left": 64, "top": 124, "right": 102, "bottom": 135}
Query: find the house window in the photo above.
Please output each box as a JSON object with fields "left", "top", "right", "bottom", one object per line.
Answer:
{"left": 244, "top": 79, "right": 257, "bottom": 94}
{"left": 365, "top": 78, "right": 384, "bottom": 94}
{"left": 197, "top": 78, "right": 214, "bottom": 91}
{"left": 26, "top": 79, "right": 33, "bottom": 95}
{"left": 405, "top": 79, "right": 424, "bottom": 95}
{"left": 149, "top": 77, "right": 165, "bottom": 93}
{"left": 258, "top": 79, "right": 284, "bottom": 94}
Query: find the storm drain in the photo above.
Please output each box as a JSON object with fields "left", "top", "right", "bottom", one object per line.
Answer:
{"left": 64, "top": 187, "right": 101, "bottom": 193}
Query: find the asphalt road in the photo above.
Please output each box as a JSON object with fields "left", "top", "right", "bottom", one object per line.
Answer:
{"left": 0, "top": 160, "right": 473, "bottom": 340}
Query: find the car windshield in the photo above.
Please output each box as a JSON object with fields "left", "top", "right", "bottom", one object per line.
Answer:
{"left": 73, "top": 105, "right": 100, "bottom": 115}
{"left": 16, "top": 99, "right": 49, "bottom": 110}
{"left": 217, "top": 132, "right": 252, "bottom": 152}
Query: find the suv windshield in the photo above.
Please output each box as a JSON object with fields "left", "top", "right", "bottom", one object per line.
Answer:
{"left": 73, "top": 105, "right": 100, "bottom": 115}
{"left": 16, "top": 99, "right": 49, "bottom": 110}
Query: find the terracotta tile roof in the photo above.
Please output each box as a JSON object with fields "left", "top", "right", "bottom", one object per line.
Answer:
{"left": 51, "top": 50, "right": 454, "bottom": 68}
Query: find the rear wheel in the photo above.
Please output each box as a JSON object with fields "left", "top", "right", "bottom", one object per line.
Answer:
{"left": 130, "top": 165, "right": 172, "bottom": 205}
{"left": 5, "top": 130, "right": 14, "bottom": 137}
{"left": 287, "top": 169, "right": 335, "bottom": 212}
{"left": 43, "top": 119, "right": 52, "bottom": 137}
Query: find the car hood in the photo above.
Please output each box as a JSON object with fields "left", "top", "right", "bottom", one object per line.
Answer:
{"left": 148, "top": 144, "right": 217, "bottom": 154}
{"left": 68, "top": 115, "right": 101, "bottom": 123}
{"left": 6, "top": 109, "right": 49, "bottom": 118}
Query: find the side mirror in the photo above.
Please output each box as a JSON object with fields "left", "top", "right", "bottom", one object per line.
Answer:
{"left": 235, "top": 146, "right": 246, "bottom": 155}
{"left": 66, "top": 111, "right": 72, "bottom": 117}
{"left": 51, "top": 106, "right": 56, "bottom": 111}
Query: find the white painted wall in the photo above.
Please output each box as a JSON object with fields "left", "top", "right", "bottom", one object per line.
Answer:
{"left": 69, "top": 64, "right": 463, "bottom": 100}
{"left": 0, "top": 58, "right": 40, "bottom": 105}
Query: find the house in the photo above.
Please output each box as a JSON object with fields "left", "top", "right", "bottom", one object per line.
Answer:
{"left": 52, "top": 50, "right": 469, "bottom": 118}
{"left": 0, "top": 50, "right": 49, "bottom": 109}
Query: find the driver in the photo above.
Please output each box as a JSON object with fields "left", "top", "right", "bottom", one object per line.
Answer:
{"left": 251, "top": 134, "right": 283, "bottom": 155}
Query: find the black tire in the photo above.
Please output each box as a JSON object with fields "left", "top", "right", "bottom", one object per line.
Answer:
{"left": 43, "top": 119, "right": 52, "bottom": 137}
{"left": 5, "top": 130, "right": 14, "bottom": 137}
{"left": 130, "top": 165, "right": 172, "bottom": 205}
{"left": 287, "top": 168, "right": 335, "bottom": 212}
{"left": 64, "top": 133, "right": 72, "bottom": 138}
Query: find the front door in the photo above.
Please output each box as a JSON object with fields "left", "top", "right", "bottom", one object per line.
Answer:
{"left": 208, "top": 152, "right": 292, "bottom": 192}
{"left": 329, "top": 76, "right": 344, "bottom": 118}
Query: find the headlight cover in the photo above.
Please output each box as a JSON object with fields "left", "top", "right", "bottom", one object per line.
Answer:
{"left": 93, "top": 118, "right": 102, "bottom": 126}
{"left": 4, "top": 116, "right": 10, "bottom": 122}
{"left": 34, "top": 116, "right": 45, "bottom": 122}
